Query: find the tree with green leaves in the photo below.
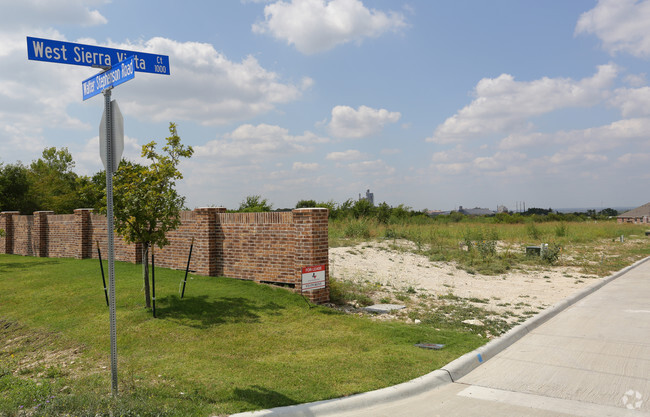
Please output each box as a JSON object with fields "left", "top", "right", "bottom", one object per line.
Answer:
{"left": 0, "top": 162, "right": 37, "bottom": 213}
{"left": 598, "top": 208, "right": 618, "bottom": 217}
{"left": 352, "top": 198, "right": 374, "bottom": 219}
{"left": 110, "top": 123, "right": 193, "bottom": 308}
{"left": 28, "top": 147, "right": 80, "bottom": 213}
{"left": 238, "top": 195, "right": 272, "bottom": 212}
{"left": 295, "top": 199, "right": 317, "bottom": 209}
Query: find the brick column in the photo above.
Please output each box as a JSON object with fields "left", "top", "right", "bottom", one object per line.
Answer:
{"left": 75, "top": 209, "right": 93, "bottom": 259}
{"left": 192, "top": 207, "right": 225, "bottom": 276}
{"left": 0, "top": 211, "right": 19, "bottom": 254}
{"left": 33, "top": 211, "right": 54, "bottom": 257}
{"left": 293, "top": 208, "right": 329, "bottom": 303}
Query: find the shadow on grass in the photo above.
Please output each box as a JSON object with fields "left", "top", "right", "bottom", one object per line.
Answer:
{"left": 233, "top": 385, "right": 298, "bottom": 410}
{"left": 156, "top": 295, "right": 285, "bottom": 329}
{"left": 0, "top": 258, "right": 61, "bottom": 273}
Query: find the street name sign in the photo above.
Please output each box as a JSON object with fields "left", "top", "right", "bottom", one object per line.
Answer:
{"left": 27, "top": 36, "right": 170, "bottom": 75}
{"left": 83, "top": 56, "right": 135, "bottom": 100}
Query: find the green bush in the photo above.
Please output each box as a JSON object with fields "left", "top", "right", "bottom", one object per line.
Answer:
{"left": 541, "top": 243, "right": 562, "bottom": 264}
{"left": 526, "top": 222, "right": 541, "bottom": 240}
{"left": 343, "top": 219, "right": 371, "bottom": 239}
{"left": 554, "top": 222, "right": 568, "bottom": 237}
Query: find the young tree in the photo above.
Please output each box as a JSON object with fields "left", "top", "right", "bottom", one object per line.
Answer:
{"left": 110, "top": 123, "right": 193, "bottom": 308}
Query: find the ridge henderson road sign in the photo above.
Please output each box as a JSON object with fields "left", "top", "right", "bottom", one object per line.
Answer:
{"left": 26, "top": 36, "right": 170, "bottom": 75}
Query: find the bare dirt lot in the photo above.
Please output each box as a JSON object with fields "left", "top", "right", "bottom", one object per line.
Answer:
{"left": 329, "top": 240, "right": 603, "bottom": 331}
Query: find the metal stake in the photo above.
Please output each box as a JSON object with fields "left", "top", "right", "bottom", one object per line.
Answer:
{"left": 181, "top": 237, "right": 194, "bottom": 299}
{"left": 97, "top": 240, "right": 109, "bottom": 307}
{"left": 104, "top": 87, "right": 118, "bottom": 395}
{"left": 152, "top": 245, "right": 156, "bottom": 319}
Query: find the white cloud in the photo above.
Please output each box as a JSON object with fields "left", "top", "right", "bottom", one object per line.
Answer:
{"left": 0, "top": 31, "right": 91, "bottom": 162}
{"left": 326, "top": 149, "right": 364, "bottom": 160}
{"left": 611, "top": 86, "right": 650, "bottom": 117}
{"left": 252, "top": 0, "right": 407, "bottom": 54}
{"left": 502, "top": 117, "right": 650, "bottom": 150}
{"left": 428, "top": 64, "right": 618, "bottom": 144}
{"left": 2, "top": 0, "right": 108, "bottom": 31}
{"left": 114, "top": 38, "right": 312, "bottom": 125}
{"left": 346, "top": 159, "right": 395, "bottom": 175}
{"left": 328, "top": 105, "right": 401, "bottom": 138}
{"left": 292, "top": 161, "right": 320, "bottom": 170}
{"left": 195, "top": 123, "right": 327, "bottom": 163}
{"left": 1, "top": 33, "right": 314, "bottom": 164}
{"left": 624, "top": 73, "right": 647, "bottom": 87}
{"left": 576, "top": 0, "right": 650, "bottom": 58}
{"left": 431, "top": 145, "right": 473, "bottom": 163}
{"left": 617, "top": 152, "right": 650, "bottom": 164}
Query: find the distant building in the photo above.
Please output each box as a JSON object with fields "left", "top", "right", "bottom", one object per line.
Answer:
{"left": 359, "top": 189, "right": 374, "bottom": 206}
{"left": 458, "top": 205, "right": 495, "bottom": 216}
{"left": 617, "top": 202, "right": 650, "bottom": 224}
{"left": 497, "top": 205, "right": 508, "bottom": 213}
{"left": 426, "top": 210, "right": 449, "bottom": 217}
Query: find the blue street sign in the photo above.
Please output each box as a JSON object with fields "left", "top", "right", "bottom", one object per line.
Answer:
{"left": 82, "top": 56, "right": 135, "bottom": 100}
{"left": 27, "top": 36, "right": 170, "bottom": 75}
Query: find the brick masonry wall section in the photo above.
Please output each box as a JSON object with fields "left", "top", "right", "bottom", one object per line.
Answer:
{"left": 14, "top": 214, "right": 35, "bottom": 257}
{"left": 0, "top": 208, "right": 330, "bottom": 303}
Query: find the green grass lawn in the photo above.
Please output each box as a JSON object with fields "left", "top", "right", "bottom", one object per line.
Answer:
{"left": 0, "top": 255, "right": 484, "bottom": 416}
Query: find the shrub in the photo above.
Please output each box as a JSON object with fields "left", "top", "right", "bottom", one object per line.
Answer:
{"left": 526, "top": 222, "right": 541, "bottom": 240}
{"left": 343, "top": 219, "right": 371, "bottom": 239}
{"left": 554, "top": 222, "right": 568, "bottom": 237}
{"left": 541, "top": 243, "right": 562, "bottom": 264}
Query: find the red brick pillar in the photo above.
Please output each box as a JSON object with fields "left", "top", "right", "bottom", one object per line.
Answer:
{"left": 193, "top": 207, "right": 225, "bottom": 276}
{"left": 75, "top": 209, "right": 93, "bottom": 259}
{"left": 0, "top": 211, "right": 19, "bottom": 254}
{"left": 293, "top": 208, "right": 329, "bottom": 303}
{"left": 33, "top": 211, "right": 54, "bottom": 257}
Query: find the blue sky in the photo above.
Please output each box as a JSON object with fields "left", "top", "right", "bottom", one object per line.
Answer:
{"left": 2, "top": 0, "right": 650, "bottom": 211}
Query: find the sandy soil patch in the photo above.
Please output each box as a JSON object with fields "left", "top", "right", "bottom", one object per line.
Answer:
{"left": 329, "top": 240, "right": 601, "bottom": 316}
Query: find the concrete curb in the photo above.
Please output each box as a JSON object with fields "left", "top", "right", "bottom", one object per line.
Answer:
{"left": 229, "top": 256, "right": 650, "bottom": 417}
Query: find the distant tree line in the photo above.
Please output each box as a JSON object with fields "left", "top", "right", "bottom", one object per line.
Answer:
{"left": 0, "top": 150, "right": 621, "bottom": 225}
{"left": 0, "top": 147, "right": 105, "bottom": 214}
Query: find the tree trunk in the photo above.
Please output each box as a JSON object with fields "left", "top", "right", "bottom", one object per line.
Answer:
{"left": 142, "top": 243, "right": 151, "bottom": 308}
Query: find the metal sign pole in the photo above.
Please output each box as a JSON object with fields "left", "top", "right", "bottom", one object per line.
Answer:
{"left": 104, "top": 86, "right": 118, "bottom": 395}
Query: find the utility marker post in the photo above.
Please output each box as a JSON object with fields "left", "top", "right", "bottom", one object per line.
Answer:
{"left": 103, "top": 86, "right": 118, "bottom": 395}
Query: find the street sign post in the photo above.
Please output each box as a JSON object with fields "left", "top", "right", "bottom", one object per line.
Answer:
{"left": 26, "top": 36, "right": 170, "bottom": 396}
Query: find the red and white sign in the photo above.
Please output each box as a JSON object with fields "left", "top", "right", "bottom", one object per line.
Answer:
{"left": 302, "top": 264, "right": 326, "bottom": 291}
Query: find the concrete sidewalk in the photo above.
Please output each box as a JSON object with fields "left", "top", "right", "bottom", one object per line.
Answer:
{"left": 231, "top": 257, "right": 650, "bottom": 417}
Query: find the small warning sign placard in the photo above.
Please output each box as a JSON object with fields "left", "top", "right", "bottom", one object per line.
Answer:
{"left": 301, "top": 265, "right": 326, "bottom": 291}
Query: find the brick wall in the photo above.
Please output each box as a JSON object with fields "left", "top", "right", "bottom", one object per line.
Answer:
{"left": 0, "top": 212, "right": 19, "bottom": 254}
{"left": 0, "top": 207, "right": 330, "bottom": 303}
{"left": 13, "top": 214, "right": 35, "bottom": 257}
{"left": 88, "top": 213, "right": 143, "bottom": 264}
